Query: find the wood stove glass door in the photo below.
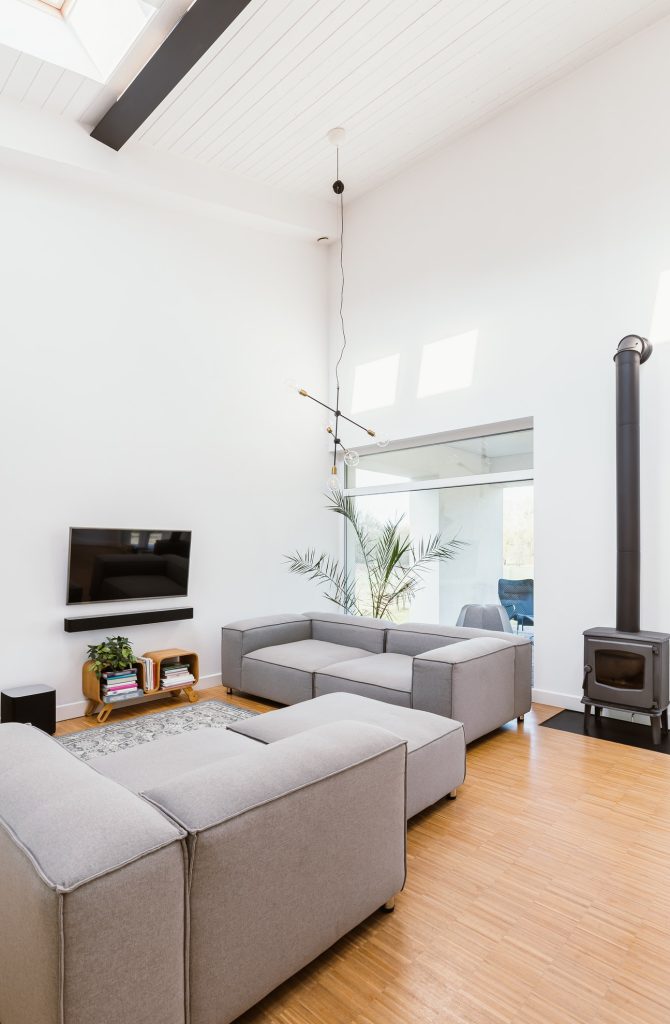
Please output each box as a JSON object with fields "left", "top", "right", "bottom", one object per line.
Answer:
{"left": 585, "top": 640, "right": 654, "bottom": 709}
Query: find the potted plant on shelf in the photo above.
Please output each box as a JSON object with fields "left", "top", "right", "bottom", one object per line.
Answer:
{"left": 285, "top": 486, "right": 466, "bottom": 621}
{"left": 86, "top": 636, "right": 136, "bottom": 678}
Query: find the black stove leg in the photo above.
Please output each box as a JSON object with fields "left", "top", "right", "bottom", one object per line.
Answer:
{"left": 594, "top": 706, "right": 602, "bottom": 724}
{"left": 662, "top": 709, "right": 669, "bottom": 737}
{"left": 651, "top": 715, "right": 662, "bottom": 746}
{"left": 583, "top": 706, "right": 590, "bottom": 729}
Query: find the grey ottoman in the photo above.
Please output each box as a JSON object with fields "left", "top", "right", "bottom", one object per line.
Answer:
{"left": 228, "top": 692, "right": 466, "bottom": 818}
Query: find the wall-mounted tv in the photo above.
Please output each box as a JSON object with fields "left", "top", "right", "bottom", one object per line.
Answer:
{"left": 67, "top": 529, "right": 192, "bottom": 604}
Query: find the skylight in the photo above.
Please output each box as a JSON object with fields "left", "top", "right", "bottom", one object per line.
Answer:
{"left": 5, "top": 0, "right": 156, "bottom": 82}
{"left": 19, "top": 0, "right": 67, "bottom": 12}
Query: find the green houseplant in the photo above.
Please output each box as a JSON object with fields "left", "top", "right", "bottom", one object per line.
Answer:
{"left": 286, "top": 487, "right": 465, "bottom": 621}
{"left": 87, "top": 636, "right": 136, "bottom": 678}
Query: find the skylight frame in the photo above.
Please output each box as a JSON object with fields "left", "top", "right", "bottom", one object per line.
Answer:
{"left": 18, "top": 0, "right": 75, "bottom": 16}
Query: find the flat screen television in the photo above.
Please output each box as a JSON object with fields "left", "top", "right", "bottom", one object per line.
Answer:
{"left": 67, "top": 529, "right": 192, "bottom": 604}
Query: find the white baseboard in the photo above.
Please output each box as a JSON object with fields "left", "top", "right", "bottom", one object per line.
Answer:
{"left": 532, "top": 689, "right": 584, "bottom": 712}
{"left": 56, "top": 672, "right": 224, "bottom": 723}
{"left": 56, "top": 699, "right": 90, "bottom": 723}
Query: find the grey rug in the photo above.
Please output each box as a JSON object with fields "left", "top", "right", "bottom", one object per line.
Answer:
{"left": 58, "top": 700, "right": 258, "bottom": 763}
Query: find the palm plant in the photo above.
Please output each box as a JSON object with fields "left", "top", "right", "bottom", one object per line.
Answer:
{"left": 286, "top": 487, "right": 465, "bottom": 620}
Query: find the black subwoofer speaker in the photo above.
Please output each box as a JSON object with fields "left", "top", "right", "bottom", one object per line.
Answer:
{"left": 1, "top": 684, "right": 57, "bottom": 735}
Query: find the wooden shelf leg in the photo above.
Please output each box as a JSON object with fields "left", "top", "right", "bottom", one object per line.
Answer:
{"left": 185, "top": 686, "right": 198, "bottom": 704}
{"left": 97, "top": 704, "right": 113, "bottom": 724}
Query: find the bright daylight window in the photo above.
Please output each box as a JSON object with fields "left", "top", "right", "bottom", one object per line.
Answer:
{"left": 343, "top": 424, "right": 534, "bottom": 626}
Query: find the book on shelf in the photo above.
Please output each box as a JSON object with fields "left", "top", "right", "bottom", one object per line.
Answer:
{"left": 137, "top": 656, "right": 157, "bottom": 693}
{"left": 161, "top": 662, "right": 194, "bottom": 683}
{"left": 103, "top": 689, "right": 141, "bottom": 704}
{"left": 160, "top": 676, "right": 195, "bottom": 689}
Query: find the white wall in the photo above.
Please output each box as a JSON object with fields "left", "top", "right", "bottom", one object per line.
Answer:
{"left": 329, "top": 16, "right": 670, "bottom": 708}
{"left": 0, "top": 163, "right": 333, "bottom": 719}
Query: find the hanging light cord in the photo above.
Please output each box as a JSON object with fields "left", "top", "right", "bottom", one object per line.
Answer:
{"left": 334, "top": 145, "right": 347, "bottom": 391}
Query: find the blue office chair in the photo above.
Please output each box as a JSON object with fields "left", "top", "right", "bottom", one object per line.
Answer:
{"left": 498, "top": 579, "right": 534, "bottom": 632}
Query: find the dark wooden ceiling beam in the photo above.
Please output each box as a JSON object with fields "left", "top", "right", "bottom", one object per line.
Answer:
{"left": 91, "top": 0, "right": 254, "bottom": 151}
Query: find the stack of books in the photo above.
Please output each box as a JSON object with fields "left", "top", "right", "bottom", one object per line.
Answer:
{"left": 160, "top": 662, "right": 195, "bottom": 690}
{"left": 101, "top": 667, "right": 140, "bottom": 704}
{"left": 137, "top": 656, "right": 158, "bottom": 693}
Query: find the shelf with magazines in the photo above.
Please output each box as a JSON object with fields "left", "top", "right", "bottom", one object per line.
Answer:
{"left": 82, "top": 648, "right": 199, "bottom": 724}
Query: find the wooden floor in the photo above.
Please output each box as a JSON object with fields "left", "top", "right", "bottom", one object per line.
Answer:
{"left": 57, "top": 692, "right": 670, "bottom": 1024}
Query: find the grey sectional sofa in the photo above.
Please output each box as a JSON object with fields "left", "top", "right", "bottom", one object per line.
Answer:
{"left": 222, "top": 610, "right": 532, "bottom": 742}
{"left": 0, "top": 718, "right": 406, "bottom": 1024}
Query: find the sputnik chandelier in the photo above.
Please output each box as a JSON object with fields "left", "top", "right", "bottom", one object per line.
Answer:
{"left": 288, "top": 127, "right": 388, "bottom": 485}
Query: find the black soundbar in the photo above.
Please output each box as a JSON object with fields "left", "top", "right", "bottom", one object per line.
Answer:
{"left": 64, "top": 607, "right": 194, "bottom": 633}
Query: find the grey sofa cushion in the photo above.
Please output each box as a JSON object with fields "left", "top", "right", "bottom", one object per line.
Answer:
{"left": 387, "top": 621, "right": 532, "bottom": 718}
{"left": 222, "top": 614, "right": 311, "bottom": 689}
{"left": 0, "top": 724, "right": 187, "bottom": 1024}
{"left": 229, "top": 692, "right": 466, "bottom": 819}
{"left": 413, "top": 638, "right": 516, "bottom": 741}
{"left": 315, "top": 653, "right": 413, "bottom": 707}
{"left": 386, "top": 623, "right": 472, "bottom": 656}
{"left": 142, "top": 722, "right": 407, "bottom": 1024}
{"left": 245, "top": 639, "right": 372, "bottom": 673}
{"left": 0, "top": 723, "right": 184, "bottom": 892}
{"left": 90, "top": 727, "right": 260, "bottom": 793}
{"left": 386, "top": 620, "right": 530, "bottom": 654}
{"left": 303, "top": 610, "right": 390, "bottom": 653}
{"left": 242, "top": 639, "right": 374, "bottom": 705}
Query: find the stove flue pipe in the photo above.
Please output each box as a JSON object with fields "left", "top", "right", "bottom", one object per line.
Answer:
{"left": 614, "top": 334, "right": 652, "bottom": 633}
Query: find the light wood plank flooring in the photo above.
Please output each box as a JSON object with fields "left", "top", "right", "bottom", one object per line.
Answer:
{"left": 56, "top": 692, "right": 670, "bottom": 1024}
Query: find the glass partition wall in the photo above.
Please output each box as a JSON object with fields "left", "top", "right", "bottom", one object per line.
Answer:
{"left": 343, "top": 424, "right": 534, "bottom": 626}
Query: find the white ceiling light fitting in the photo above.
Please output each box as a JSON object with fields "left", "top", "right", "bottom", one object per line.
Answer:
{"left": 287, "top": 127, "right": 388, "bottom": 486}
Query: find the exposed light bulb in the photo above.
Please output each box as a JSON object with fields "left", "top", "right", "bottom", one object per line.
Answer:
{"left": 376, "top": 437, "right": 390, "bottom": 449}
{"left": 343, "top": 449, "right": 360, "bottom": 467}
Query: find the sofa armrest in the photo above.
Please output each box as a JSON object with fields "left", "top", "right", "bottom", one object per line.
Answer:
{"left": 0, "top": 724, "right": 187, "bottom": 1024}
{"left": 412, "top": 637, "right": 517, "bottom": 742}
{"left": 221, "top": 613, "right": 311, "bottom": 689}
{"left": 142, "top": 722, "right": 407, "bottom": 1024}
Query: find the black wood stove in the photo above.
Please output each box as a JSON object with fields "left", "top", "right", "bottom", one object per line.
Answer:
{"left": 583, "top": 335, "right": 670, "bottom": 744}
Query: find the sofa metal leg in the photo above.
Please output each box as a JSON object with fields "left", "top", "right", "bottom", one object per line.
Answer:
{"left": 517, "top": 714, "right": 525, "bottom": 722}
{"left": 447, "top": 790, "right": 458, "bottom": 800}
{"left": 381, "top": 897, "right": 396, "bottom": 913}
{"left": 225, "top": 687, "right": 233, "bottom": 695}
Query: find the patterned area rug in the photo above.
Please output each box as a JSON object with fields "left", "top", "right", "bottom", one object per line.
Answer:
{"left": 58, "top": 700, "right": 258, "bottom": 763}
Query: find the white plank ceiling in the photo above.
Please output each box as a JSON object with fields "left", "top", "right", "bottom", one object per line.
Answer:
{"left": 0, "top": 42, "right": 109, "bottom": 121}
{"left": 2, "top": 0, "right": 670, "bottom": 200}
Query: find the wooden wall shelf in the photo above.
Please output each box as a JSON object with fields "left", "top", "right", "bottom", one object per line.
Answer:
{"left": 83, "top": 647, "right": 199, "bottom": 724}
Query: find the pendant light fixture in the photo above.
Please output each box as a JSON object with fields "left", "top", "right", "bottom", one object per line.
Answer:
{"left": 286, "top": 127, "right": 388, "bottom": 486}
